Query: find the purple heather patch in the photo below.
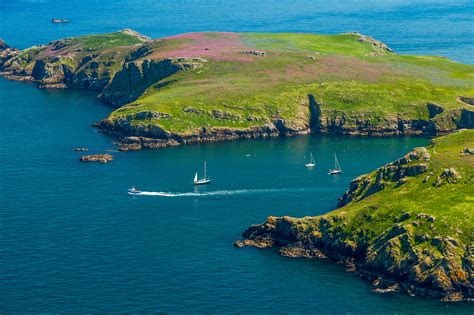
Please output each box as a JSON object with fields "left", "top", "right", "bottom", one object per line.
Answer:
{"left": 151, "top": 32, "right": 255, "bottom": 62}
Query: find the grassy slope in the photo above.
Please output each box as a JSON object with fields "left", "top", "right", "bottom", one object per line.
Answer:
{"left": 107, "top": 32, "right": 474, "bottom": 134}
{"left": 332, "top": 129, "right": 473, "bottom": 244}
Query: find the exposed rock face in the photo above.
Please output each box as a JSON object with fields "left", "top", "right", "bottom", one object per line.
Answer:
{"left": 241, "top": 50, "right": 267, "bottom": 56}
{"left": 99, "top": 57, "right": 206, "bottom": 107}
{"left": 430, "top": 108, "right": 474, "bottom": 133}
{"left": 0, "top": 40, "right": 20, "bottom": 69}
{"left": 427, "top": 103, "right": 444, "bottom": 119}
{"left": 120, "top": 28, "right": 151, "bottom": 42}
{"left": 459, "top": 96, "right": 474, "bottom": 106}
{"left": 79, "top": 154, "right": 113, "bottom": 163}
{"left": 349, "top": 32, "right": 393, "bottom": 55}
{"left": 338, "top": 147, "right": 430, "bottom": 207}
{"left": 308, "top": 97, "right": 474, "bottom": 137}
{"left": 31, "top": 58, "right": 69, "bottom": 88}
{"left": 237, "top": 214, "right": 472, "bottom": 302}
{"left": 96, "top": 111, "right": 310, "bottom": 150}
{"left": 434, "top": 168, "right": 461, "bottom": 186}
{"left": 0, "top": 30, "right": 149, "bottom": 90}
{"left": 463, "top": 148, "right": 474, "bottom": 155}
{"left": 0, "top": 39, "right": 9, "bottom": 51}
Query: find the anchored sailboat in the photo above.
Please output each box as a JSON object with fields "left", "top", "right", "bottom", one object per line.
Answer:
{"left": 194, "top": 161, "right": 212, "bottom": 185}
{"left": 328, "top": 153, "right": 342, "bottom": 175}
{"left": 305, "top": 152, "right": 316, "bottom": 167}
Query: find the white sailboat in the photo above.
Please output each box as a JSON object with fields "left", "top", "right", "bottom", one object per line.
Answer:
{"left": 328, "top": 153, "right": 342, "bottom": 175}
{"left": 194, "top": 161, "right": 212, "bottom": 185}
{"left": 305, "top": 152, "right": 316, "bottom": 167}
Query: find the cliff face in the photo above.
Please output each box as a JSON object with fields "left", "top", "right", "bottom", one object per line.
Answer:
{"left": 236, "top": 130, "right": 474, "bottom": 302}
{"left": 237, "top": 214, "right": 472, "bottom": 301}
{"left": 97, "top": 94, "right": 473, "bottom": 151}
{"left": 99, "top": 57, "right": 207, "bottom": 107}
{"left": 338, "top": 147, "right": 431, "bottom": 207}
{"left": 96, "top": 112, "right": 309, "bottom": 151}
{"left": 0, "top": 30, "right": 148, "bottom": 89}
{"left": 310, "top": 98, "right": 474, "bottom": 136}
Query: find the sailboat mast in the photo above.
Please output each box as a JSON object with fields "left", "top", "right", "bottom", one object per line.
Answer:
{"left": 204, "top": 161, "right": 207, "bottom": 179}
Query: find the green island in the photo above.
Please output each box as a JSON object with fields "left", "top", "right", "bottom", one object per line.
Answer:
{"left": 235, "top": 130, "right": 473, "bottom": 302}
{"left": 0, "top": 29, "right": 473, "bottom": 150}
{"left": 0, "top": 30, "right": 472, "bottom": 301}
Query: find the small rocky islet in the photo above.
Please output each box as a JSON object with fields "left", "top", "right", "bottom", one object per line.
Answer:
{"left": 79, "top": 154, "right": 113, "bottom": 163}
{"left": 0, "top": 30, "right": 472, "bottom": 301}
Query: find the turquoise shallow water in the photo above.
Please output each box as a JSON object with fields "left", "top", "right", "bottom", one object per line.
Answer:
{"left": 0, "top": 1, "right": 473, "bottom": 313}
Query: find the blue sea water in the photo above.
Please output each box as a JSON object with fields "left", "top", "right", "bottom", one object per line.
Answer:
{"left": 0, "top": 1, "right": 473, "bottom": 313}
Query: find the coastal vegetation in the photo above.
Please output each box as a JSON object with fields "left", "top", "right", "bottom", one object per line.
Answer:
{"left": 235, "top": 130, "right": 474, "bottom": 301}
{"left": 0, "top": 30, "right": 473, "bottom": 150}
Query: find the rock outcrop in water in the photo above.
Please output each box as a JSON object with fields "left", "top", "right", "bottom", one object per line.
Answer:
{"left": 79, "top": 154, "right": 113, "bottom": 163}
{"left": 235, "top": 130, "right": 474, "bottom": 302}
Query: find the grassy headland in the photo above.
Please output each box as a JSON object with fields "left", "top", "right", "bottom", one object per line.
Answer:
{"left": 236, "top": 130, "right": 473, "bottom": 301}
{"left": 1, "top": 30, "right": 472, "bottom": 149}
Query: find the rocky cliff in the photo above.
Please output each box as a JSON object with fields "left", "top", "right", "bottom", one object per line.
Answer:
{"left": 99, "top": 57, "right": 207, "bottom": 107}
{"left": 311, "top": 97, "right": 474, "bottom": 136}
{"left": 0, "top": 30, "right": 148, "bottom": 89}
{"left": 235, "top": 130, "right": 474, "bottom": 302}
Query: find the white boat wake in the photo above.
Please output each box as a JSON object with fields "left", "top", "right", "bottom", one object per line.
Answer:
{"left": 130, "top": 187, "right": 324, "bottom": 198}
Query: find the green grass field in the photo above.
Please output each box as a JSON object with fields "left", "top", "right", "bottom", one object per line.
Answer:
{"left": 103, "top": 32, "right": 474, "bottom": 134}
{"left": 331, "top": 130, "right": 473, "bottom": 243}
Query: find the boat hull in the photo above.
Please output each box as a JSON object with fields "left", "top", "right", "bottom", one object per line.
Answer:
{"left": 128, "top": 188, "right": 141, "bottom": 195}
{"left": 194, "top": 179, "right": 212, "bottom": 185}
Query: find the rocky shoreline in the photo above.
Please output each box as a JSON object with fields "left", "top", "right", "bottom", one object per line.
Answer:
{"left": 90, "top": 93, "right": 474, "bottom": 151}
{"left": 234, "top": 215, "right": 472, "bottom": 302}
{"left": 234, "top": 140, "right": 474, "bottom": 302}
{"left": 93, "top": 100, "right": 474, "bottom": 151}
{"left": 94, "top": 116, "right": 309, "bottom": 150}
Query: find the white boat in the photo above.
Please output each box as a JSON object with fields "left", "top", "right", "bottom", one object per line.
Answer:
{"left": 194, "top": 161, "right": 212, "bottom": 185}
{"left": 328, "top": 153, "right": 342, "bottom": 175}
{"left": 128, "top": 186, "right": 141, "bottom": 195}
{"left": 305, "top": 152, "right": 316, "bottom": 167}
